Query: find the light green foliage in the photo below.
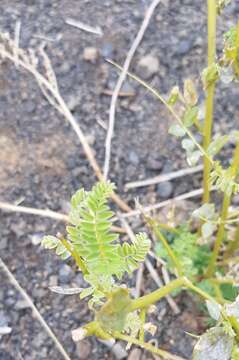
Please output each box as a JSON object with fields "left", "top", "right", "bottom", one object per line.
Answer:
{"left": 67, "top": 182, "right": 121, "bottom": 276}
{"left": 217, "top": 0, "right": 232, "bottom": 15}
{"left": 193, "top": 296, "right": 239, "bottom": 360}
{"left": 183, "top": 79, "right": 198, "bottom": 106}
{"left": 155, "top": 226, "right": 210, "bottom": 280}
{"left": 41, "top": 235, "right": 71, "bottom": 260}
{"left": 193, "top": 203, "right": 217, "bottom": 239}
{"left": 182, "top": 106, "right": 199, "bottom": 128}
{"left": 208, "top": 135, "right": 230, "bottom": 157}
{"left": 42, "top": 182, "right": 150, "bottom": 305}
{"left": 202, "top": 63, "right": 220, "bottom": 89}
{"left": 193, "top": 327, "right": 234, "bottom": 360}
{"left": 118, "top": 233, "right": 151, "bottom": 273}
{"left": 168, "top": 123, "right": 186, "bottom": 137}
{"left": 167, "top": 85, "right": 179, "bottom": 105}
{"left": 96, "top": 288, "right": 131, "bottom": 332}
{"left": 210, "top": 161, "right": 239, "bottom": 196}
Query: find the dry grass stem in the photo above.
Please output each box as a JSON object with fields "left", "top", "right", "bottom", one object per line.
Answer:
{"left": 14, "top": 20, "right": 21, "bottom": 68}
{"left": 0, "top": 32, "right": 130, "bottom": 212}
{"left": 65, "top": 18, "right": 103, "bottom": 36}
{"left": 121, "top": 187, "right": 215, "bottom": 219}
{"left": 145, "top": 259, "right": 180, "bottom": 314}
{"left": 0, "top": 201, "right": 126, "bottom": 233}
{"left": 103, "top": 0, "right": 161, "bottom": 180}
{"left": 0, "top": 258, "right": 71, "bottom": 360}
{"left": 125, "top": 165, "right": 203, "bottom": 190}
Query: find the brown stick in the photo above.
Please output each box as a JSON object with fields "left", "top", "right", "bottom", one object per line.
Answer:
{"left": 0, "top": 201, "right": 126, "bottom": 234}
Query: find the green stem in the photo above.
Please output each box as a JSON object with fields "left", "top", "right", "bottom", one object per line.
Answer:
{"left": 130, "top": 277, "right": 214, "bottom": 311}
{"left": 139, "top": 308, "right": 146, "bottom": 342}
{"left": 202, "top": 0, "right": 217, "bottom": 204}
{"left": 130, "top": 278, "right": 185, "bottom": 311}
{"left": 228, "top": 317, "right": 239, "bottom": 341}
{"left": 60, "top": 238, "right": 88, "bottom": 274}
{"left": 206, "top": 142, "right": 239, "bottom": 277}
{"left": 147, "top": 218, "right": 183, "bottom": 276}
{"left": 223, "top": 223, "right": 239, "bottom": 260}
{"left": 113, "top": 332, "right": 186, "bottom": 360}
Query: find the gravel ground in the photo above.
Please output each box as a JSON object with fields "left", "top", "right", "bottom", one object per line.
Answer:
{"left": 1, "top": 1, "right": 239, "bottom": 359}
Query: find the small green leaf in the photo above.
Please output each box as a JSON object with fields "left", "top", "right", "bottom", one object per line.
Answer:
{"left": 80, "top": 287, "right": 95, "bottom": 299}
{"left": 208, "top": 135, "right": 229, "bottom": 157}
{"left": 202, "top": 222, "right": 216, "bottom": 239}
{"left": 202, "top": 63, "right": 220, "bottom": 90}
{"left": 169, "top": 124, "right": 186, "bottom": 137}
{"left": 182, "top": 106, "right": 199, "bottom": 128}
{"left": 192, "top": 204, "right": 216, "bottom": 221}
{"left": 167, "top": 86, "right": 179, "bottom": 105}
{"left": 193, "top": 327, "right": 234, "bottom": 360}
{"left": 41, "top": 235, "right": 58, "bottom": 249}
{"left": 187, "top": 150, "right": 201, "bottom": 166}
{"left": 184, "top": 79, "right": 198, "bottom": 106}
{"left": 206, "top": 300, "right": 221, "bottom": 321}
{"left": 182, "top": 139, "right": 195, "bottom": 152}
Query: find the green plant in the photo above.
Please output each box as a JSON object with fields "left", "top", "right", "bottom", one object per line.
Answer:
{"left": 1, "top": 0, "right": 239, "bottom": 358}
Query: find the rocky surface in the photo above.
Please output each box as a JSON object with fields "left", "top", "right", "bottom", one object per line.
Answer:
{"left": 1, "top": 0, "right": 239, "bottom": 359}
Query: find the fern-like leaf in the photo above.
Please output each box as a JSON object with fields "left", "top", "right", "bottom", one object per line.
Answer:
{"left": 67, "top": 182, "right": 124, "bottom": 276}
{"left": 118, "top": 233, "right": 151, "bottom": 273}
{"left": 41, "top": 235, "right": 71, "bottom": 260}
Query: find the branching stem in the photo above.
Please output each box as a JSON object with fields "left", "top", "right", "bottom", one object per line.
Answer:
{"left": 206, "top": 142, "right": 239, "bottom": 277}
{"left": 202, "top": 0, "right": 217, "bottom": 203}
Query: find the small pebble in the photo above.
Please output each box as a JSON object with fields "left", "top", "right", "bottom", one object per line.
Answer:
{"left": 15, "top": 299, "right": 31, "bottom": 310}
{"left": 175, "top": 39, "right": 193, "bottom": 56}
{"left": 31, "top": 232, "right": 43, "bottom": 246}
{"left": 146, "top": 157, "right": 163, "bottom": 171}
{"left": 137, "top": 54, "right": 159, "bottom": 79}
{"left": 59, "top": 264, "right": 74, "bottom": 284}
{"left": 157, "top": 181, "right": 173, "bottom": 198}
{"left": 76, "top": 339, "right": 91, "bottom": 359}
{"left": 128, "top": 348, "right": 142, "bottom": 360}
{"left": 128, "top": 151, "right": 139, "bottom": 165}
{"left": 83, "top": 47, "right": 99, "bottom": 63}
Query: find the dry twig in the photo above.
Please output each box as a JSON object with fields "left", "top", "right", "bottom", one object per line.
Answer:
{"left": 0, "top": 32, "right": 130, "bottom": 212}
{"left": 103, "top": 0, "right": 161, "bottom": 179}
{"left": 65, "top": 18, "right": 103, "bottom": 36}
{"left": 121, "top": 187, "right": 214, "bottom": 219}
{"left": 125, "top": 165, "right": 203, "bottom": 190}
{"left": 145, "top": 258, "right": 180, "bottom": 314}
{"left": 0, "top": 201, "right": 126, "bottom": 234}
{"left": 0, "top": 258, "right": 71, "bottom": 360}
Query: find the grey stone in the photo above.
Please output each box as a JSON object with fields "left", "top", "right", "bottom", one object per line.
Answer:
{"left": 83, "top": 47, "right": 99, "bottom": 63}
{"left": 137, "top": 54, "right": 159, "bottom": 79}
{"left": 101, "top": 42, "right": 113, "bottom": 58}
{"left": 146, "top": 157, "right": 163, "bottom": 171}
{"left": 76, "top": 340, "right": 91, "bottom": 359}
{"left": 157, "top": 181, "right": 173, "bottom": 198}
{"left": 59, "top": 264, "right": 74, "bottom": 283}
{"left": 128, "top": 151, "right": 139, "bottom": 165}
{"left": 0, "top": 310, "right": 9, "bottom": 327}
{"left": 175, "top": 39, "right": 193, "bottom": 56}
{"left": 31, "top": 232, "right": 43, "bottom": 246}
{"left": 15, "top": 299, "right": 31, "bottom": 310}
{"left": 25, "top": 100, "right": 36, "bottom": 114}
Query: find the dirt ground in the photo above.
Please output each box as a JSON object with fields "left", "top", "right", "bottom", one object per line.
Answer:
{"left": 1, "top": 1, "right": 239, "bottom": 359}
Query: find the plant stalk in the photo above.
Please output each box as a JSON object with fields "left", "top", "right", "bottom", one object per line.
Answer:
{"left": 206, "top": 142, "right": 239, "bottom": 277}
{"left": 202, "top": 0, "right": 217, "bottom": 203}
{"left": 113, "top": 332, "right": 186, "bottom": 360}
{"left": 60, "top": 238, "right": 88, "bottom": 274}
{"left": 146, "top": 218, "right": 183, "bottom": 276}
{"left": 130, "top": 277, "right": 214, "bottom": 311}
